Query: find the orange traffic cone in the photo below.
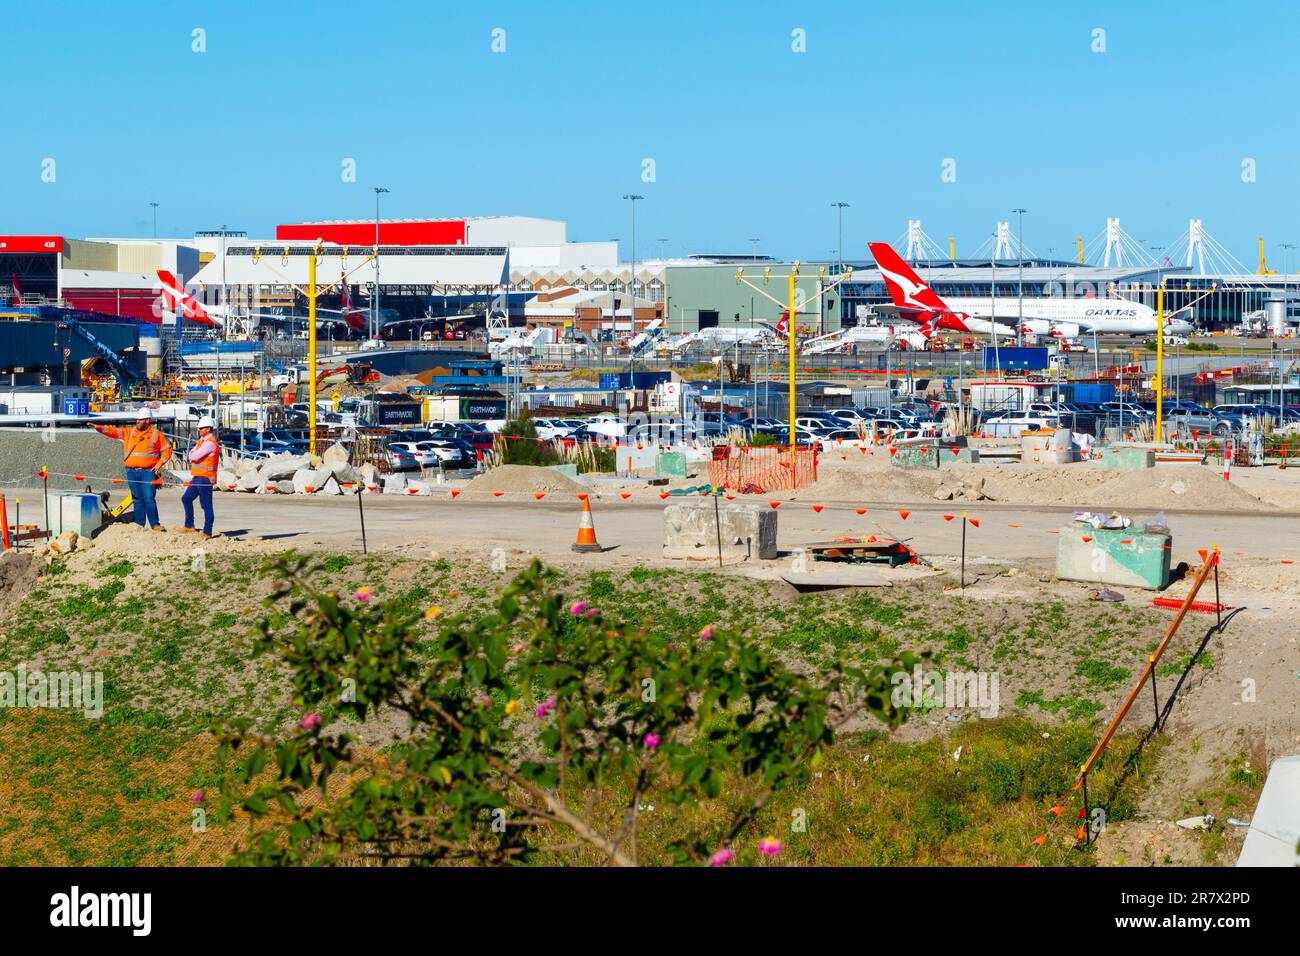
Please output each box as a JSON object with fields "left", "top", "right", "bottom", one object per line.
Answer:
{"left": 571, "top": 497, "right": 602, "bottom": 553}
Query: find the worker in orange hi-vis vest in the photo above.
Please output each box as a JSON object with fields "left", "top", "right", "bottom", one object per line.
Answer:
{"left": 179, "top": 416, "right": 219, "bottom": 538}
{"left": 92, "top": 407, "right": 174, "bottom": 531}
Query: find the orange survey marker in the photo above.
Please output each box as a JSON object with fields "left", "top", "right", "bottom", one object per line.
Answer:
{"left": 0, "top": 493, "right": 10, "bottom": 551}
{"left": 571, "top": 496, "right": 602, "bottom": 553}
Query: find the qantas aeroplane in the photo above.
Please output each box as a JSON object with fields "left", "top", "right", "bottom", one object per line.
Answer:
{"left": 664, "top": 309, "right": 791, "bottom": 351}
{"left": 868, "top": 242, "right": 1193, "bottom": 339}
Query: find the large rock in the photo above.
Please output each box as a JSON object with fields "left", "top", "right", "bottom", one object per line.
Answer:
{"left": 217, "top": 469, "right": 239, "bottom": 490}
{"left": 234, "top": 458, "right": 260, "bottom": 478}
{"left": 663, "top": 502, "right": 777, "bottom": 564}
{"left": 328, "top": 462, "right": 362, "bottom": 485}
{"left": 382, "top": 473, "right": 408, "bottom": 494}
{"left": 405, "top": 480, "right": 433, "bottom": 496}
{"left": 359, "top": 462, "right": 378, "bottom": 486}
{"left": 292, "top": 467, "right": 329, "bottom": 494}
{"left": 319, "top": 475, "right": 344, "bottom": 496}
{"left": 321, "top": 442, "right": 350, "bottom": 469}
{"left": 258, "top": 453, "right": 312, "bottom": 481}
{"left": 236, "top": 470, "right": 264, "bottom": 492}
{"left": 275, "top": 479, "right": 295, "bottom": 495}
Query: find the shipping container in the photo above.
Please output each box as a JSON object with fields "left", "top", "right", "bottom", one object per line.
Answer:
{"left": 598, "top": 371, "right": 672, "bottom": 390}
{"left": 1065, "top": 382, "right": 1116, "bottom": 404}
{"left": 983, "top": 346, "right": 1049, "bottom": 372}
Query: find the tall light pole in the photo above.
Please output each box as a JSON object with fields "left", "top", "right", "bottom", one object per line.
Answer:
{"left": 749, "top": 238, "right": 761, "bottom": 261}
{"left": 1012, "top": 208, "right": 1026, "bottom": 346}
{"left": 149, "top": 202, "right": 159, "bottom": 239}
{"left": 831, "top": 202, "right": 850, "bottom": 273}
{"left": 657, "top": 237, "right": 669, "bottom": 260}
{"left": 623, "top": 194, "right": 643, "bottom": 339}
{"left": 373, "top": 186, "right": 389, "bottom": 341}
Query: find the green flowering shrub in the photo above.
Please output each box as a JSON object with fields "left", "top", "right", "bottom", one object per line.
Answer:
{"left": 217, "top": 556, "right": 923, "bottom": 866}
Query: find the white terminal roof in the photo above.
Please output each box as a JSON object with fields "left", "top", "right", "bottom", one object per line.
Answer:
{"left": 61, "top": 269, "right": 156, "bottom": 289}
{"left": 190, "top": 244, "right": 508, "bottom": 289}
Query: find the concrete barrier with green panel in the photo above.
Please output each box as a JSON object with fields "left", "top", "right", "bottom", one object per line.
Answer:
{"left": 1055, "top": 521, "right": 1172, "bottom": 590}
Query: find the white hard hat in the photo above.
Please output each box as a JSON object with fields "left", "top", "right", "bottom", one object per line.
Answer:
{"left": 135, "top": 408, "right": 153, "bottom": 420}
{"left": 197, "top": 416, "right": 215, "bottom": 430}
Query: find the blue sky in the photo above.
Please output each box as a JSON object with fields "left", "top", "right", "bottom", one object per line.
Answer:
{"left": 4, "top": 0, "right": 1298, "bottom": 267}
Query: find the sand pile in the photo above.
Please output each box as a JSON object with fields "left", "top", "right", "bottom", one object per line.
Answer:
{"left": 787, "top": 462, "right": 942, "bottom": 503}
{"left": 979, "top": 464, "right": 1273, "bottom": 512}
{"left": 464, "top": 464, "right": 587, "bottom": 495}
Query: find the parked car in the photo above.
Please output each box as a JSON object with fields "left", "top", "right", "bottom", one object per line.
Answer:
{"left": 982, "top": 409, "right": 1060, "bottom": 437}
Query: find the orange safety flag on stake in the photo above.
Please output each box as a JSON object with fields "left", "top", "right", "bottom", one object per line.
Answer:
{"left": 1076, "top": 807, "right": 1087, "bottom": 819}
{"left": 450, "top": 490, "right": 461, "bottom": 498}
{"left": 968, "top": 518, "right": 980, "bottom": 528}
{"left": 1082, "top": 536, "right": 1092, "bottom": 543}
{"left": 769, "top": 501, "right": 781, "bottom": 509}
{"left": 534, "top": 492, "right": 546, "bottom": 500}
{"left": 1008, "top": 523, "right": 1020, "bottom": 528}
{"left": 811, "top": 504, "right": 823, "bottom": 513}
{"left": 408, "top": 488, "right": 419, "bottom": 495}
{"left": 1076, "top": 825, "right": 1087, "bottom": 842}
{"left": 855, "top": 508, "right": 866, "bottom": 515}
{"left": 1030, "top": 835, "right": 1046, "bottom": 847}
{"left": 1049, "top": 806, "right": 1064, "bottom": 816}
{"left": 493, "top": 491, "right": 504, "bottom": 497}
{"left": 620, "top": 492, "right": 632, "bottom": 499}
{"left": 888, "top": 446, "right": 898, "bottom": 457}
{"left": 73, "top": 474, "right": 84, "bottom": 481}
{"left": 1197, "top": 549, "right": 1208, "bottom": 563}
{"left": 898, "top": 510, "right": 910, "bottom": 520}
{"left": 859, "top": 447, "right": 867, "bottom": 455}
{"left": 577, "top": 493, "right": 588, "bottom": 501}
{"left": 951, "top": 447, "right": 960, "bottom": 456}
{"left": 943, "top": 514, "right": 954, "bottom": 521}
{"left": 659, "top": 492, "right": 670, "bottom": 500}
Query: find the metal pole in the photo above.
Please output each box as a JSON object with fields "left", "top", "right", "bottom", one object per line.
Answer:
{"left": 1156, "top": 283, "right": 1165, "bottom": 442}
{"left": 1014, "top": 208, "right": 1026, "bottom": 347}
{"left": 308, "top": 253, "right": 318, "bottom": 456}
{"left": 788, "top": 269, "right": 798, "bottom": 452}
{"left": 960, "top": 511, "right": 967, "bottom": 588}
{"left": 357, "top": 482, "right": 368, "bottom": 554}
{"left": 373, "top": 187, "right": 388, "bottom": 341}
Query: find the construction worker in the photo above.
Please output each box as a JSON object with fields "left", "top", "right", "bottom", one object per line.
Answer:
{"left": 180, "top": 417, "right": 219, "bottom": 538}
{"left": 92, "top": 408, "right": 173, "bottom": 531}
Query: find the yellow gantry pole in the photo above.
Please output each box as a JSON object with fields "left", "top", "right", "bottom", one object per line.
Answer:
{"left": 308, "top": 251, "right": 318, "bottom": 457}
{"left": 788, "top": 265, "right": 799, "bottom": 453}
{"left": 1076, "top": 236, "right": 1084, "bottom": 265}
{"left": 1155, "top": 282, "right": 1164, "bottom": 444}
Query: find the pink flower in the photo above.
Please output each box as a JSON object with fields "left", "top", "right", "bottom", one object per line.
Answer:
{"left": 698, "top": 624, "right": 714, "bottom": 640}
{"left": 757, "top": 835, "right": 783, "bottom": 856}
{"left": 569, "top": 601, "right": 587, "bottom": 617}
{"left": 709, "top": 848, "right": 736, "bottom": 867}
{"left": 300, "top": 712, "right": 321, "bottom": 730}
{"left": 192, "top": 790, "right": 204, "bottom": 805}
{"left": 535, "top": 696, "right": 557, "bottom": 719}
{"left": 511, "top": 641, "right": 525, "bottom": 656}
{"left": 353, "top": 586, "right": 372, "bottom": 603}
{"left": 643, "top": 732, "right": 661, "bottom": 750}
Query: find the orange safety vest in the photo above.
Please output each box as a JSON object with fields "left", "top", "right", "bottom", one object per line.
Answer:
{"left": 96, "top": 423, "right": 173, "bottom": 469}
{"left": 191, "top": 434, "right": 219, "bottom": 481}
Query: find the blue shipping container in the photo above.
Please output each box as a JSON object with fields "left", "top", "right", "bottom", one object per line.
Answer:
{"left": 983, "top": 346, "right": 1049, "bottom": 371}
{"left": 598, "top": 371, "right": 672, "bottom": 390}
{"left": 1069, "top": 382, "right": 1117, "bottom": 404}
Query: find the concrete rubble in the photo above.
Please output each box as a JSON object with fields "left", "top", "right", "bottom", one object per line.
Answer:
{"left": 220, "top": 443, "right": 379, "bottom": 496}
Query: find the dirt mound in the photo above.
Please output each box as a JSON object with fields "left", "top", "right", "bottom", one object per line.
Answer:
{"left": 88, "top": 522, "right": 271, "bottom": 558}
{"left": 0, "top": 551, "right": 41, "bottom": 615}
{"left": 980, "top": 464, "right": 1273, "bottom": 512}
{"left": 464, "top": 464, "right": 587, "bottom": 495}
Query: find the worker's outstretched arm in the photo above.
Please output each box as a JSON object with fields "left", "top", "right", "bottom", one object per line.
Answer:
{"left": 92, "top": 424, "right": 123, "bottom": 440}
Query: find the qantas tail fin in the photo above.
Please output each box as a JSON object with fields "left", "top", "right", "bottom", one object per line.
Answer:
{"left": 156, "top": 271, "right": 214, "bottom": 326}
{"left": 10, "top": 272, "right": 21, "bottom": 303}
{"left": 775, "top": 309, "right": 790, "bottom": 335}
{"left": 868, "top": 242, "right": 950, "bottom": 314}
{"left": 339, "top": 277, "right": 367, "bottom": 333}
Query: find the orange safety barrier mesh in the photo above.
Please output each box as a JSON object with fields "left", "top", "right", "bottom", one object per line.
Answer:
{"left": 706, "top": 446, "right": 818, "bottom": 493}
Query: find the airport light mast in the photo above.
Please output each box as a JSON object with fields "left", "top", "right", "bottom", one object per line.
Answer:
{"left": 373, "top": 187, "right": 389, "bottom": 340}
{"left": 736, "top": 263, "right": 851, "bottom": 453}
{"left": 831, "top": 202, "right": 850, "bottom": 272}
{"left": 1013, "top": 208, "right": 1026, "bottom": 347}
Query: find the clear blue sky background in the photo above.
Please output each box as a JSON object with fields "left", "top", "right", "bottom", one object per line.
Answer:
{"left": 4, "top": 0, "right": 1298, "bottom": 267}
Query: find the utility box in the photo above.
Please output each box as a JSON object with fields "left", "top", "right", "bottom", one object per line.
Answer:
{"left": 891, "top": 443, "right": 940, "bottom": 469}
{"left": 1104, "top": 447, "right": 1155, "bottom": 469}
{"left": 1055, "top": 521, "right": 1172, "bottom": 590}
{"left": 51, "top": 493, "right": 102, "bottom": 539}
{"left": 655, "top": 452, "right": 687, "bottom": 478}
{"left": 663, "top": 501, "right": 777, "bottom": 564}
